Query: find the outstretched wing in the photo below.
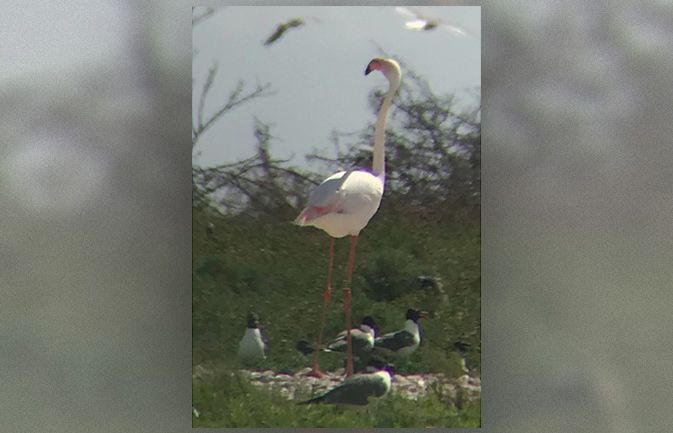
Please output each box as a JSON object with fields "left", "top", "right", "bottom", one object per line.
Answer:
{"left": 264, "top": 18, "right": 305, "bottom": 46}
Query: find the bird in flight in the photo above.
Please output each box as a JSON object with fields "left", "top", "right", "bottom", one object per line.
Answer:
{"left": 394, "top": 7, "right": 469, "bottom": 37}
{"left": 264, "top": 18, "right": 305, "bottom": 46}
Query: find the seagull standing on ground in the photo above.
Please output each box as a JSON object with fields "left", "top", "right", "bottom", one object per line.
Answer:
{"left": 374, "top": 308, "right": 428, "bottom": 357}
{"left": 238, "top": 312, "right": 267, "bottom": 365}
{"left": 298, "top": 358, "right": 392, "bottom": 405}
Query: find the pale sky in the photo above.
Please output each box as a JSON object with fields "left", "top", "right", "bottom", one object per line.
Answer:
{"left": 192, "top": 6, "right": 481, "bottom": 168}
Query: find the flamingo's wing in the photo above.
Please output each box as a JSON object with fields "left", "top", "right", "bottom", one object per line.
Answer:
{"left": 294, "top": 170, "right": 350, "bottom": 224}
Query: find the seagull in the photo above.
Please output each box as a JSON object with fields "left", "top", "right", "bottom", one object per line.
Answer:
{"left": 394, "top": 6, "right": 469, "bottom": 37}
{"left": 452, "top": 339, "right": 472, "bottom": 375}
{"left": 374, "top": 308, "right": 428, "bottom": 357}
{"left": 263, "top": 18, "right": 305, "bottom": 46}
{"left": 325, "top": 316, "right": 377, "bottom": 355}
{"left": 298, "top": 358, "right": 392, "bottom": 405}
{"left": 238, "top": 312, "right": 267, "bottom": 365}
{"left": 296, "top": 316, "right": 377, "bottom": 357}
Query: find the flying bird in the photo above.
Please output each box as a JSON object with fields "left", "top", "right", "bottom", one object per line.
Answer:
{"left": 394, "top": 6, "right": 469, "bottom": 36}
{"left": 295, "top": 58, "right": 402, "bottom": 377}
{"left": 298, "top": 358, "right": 392, "bottom": 405}
{"left": 264, "top": 18, "right": 305, "bottom": 46}
{"left": 238, "top": 312, "right": 267, "bottom": 365}
{"left": 374, "top": 308, "right": 428, "bottom": 357}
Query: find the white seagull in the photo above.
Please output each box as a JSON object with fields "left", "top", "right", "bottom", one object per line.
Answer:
{"left": 374, "top": 308, "right": 428, "bottom": 357}
{"left": 237, "top": 312, "right": 267, "bottom": 366}
{"left": 298, "top": 358, "right": 392, "bottom": 406}
{"left": 394, "top": 6, "right": 469, "bottom": 37}
{"left": 295, "top": 58, "right": 402, "bottom": 377}
{"left": 324, "top": 316, "right": 377, "bottom": 355}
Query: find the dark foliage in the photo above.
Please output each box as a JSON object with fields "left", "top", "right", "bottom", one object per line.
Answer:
{"left": 192, "top": 63, "right": 480, "bottom": 224}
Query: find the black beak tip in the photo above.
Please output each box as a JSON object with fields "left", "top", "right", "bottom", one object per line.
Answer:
{"left": 365, "top": 66, "right": 373, "bottom": 75}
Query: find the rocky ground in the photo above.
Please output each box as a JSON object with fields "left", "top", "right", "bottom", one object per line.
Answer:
{"left": 194, "top": 365, "right": 481, "bottom": 405}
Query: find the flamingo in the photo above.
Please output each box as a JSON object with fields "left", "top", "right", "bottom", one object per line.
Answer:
{"left": 295, "top": 58, "right": 402, "bottom": 377}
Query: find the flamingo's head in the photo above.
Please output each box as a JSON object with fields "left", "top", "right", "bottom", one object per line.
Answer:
{"left": 365, "top": 58, "right": 402, "bottom": 87}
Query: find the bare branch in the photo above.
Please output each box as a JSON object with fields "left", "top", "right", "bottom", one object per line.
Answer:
{"left": 192, "top": 77, "right": 273, "bottom": 147}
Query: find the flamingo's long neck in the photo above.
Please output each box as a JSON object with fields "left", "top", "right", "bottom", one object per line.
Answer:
{"left": 372, "top": 77, "right": 400, "bottom": 181}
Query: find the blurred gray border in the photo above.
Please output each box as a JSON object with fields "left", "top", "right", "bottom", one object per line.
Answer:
{"left": 5, "top": 0, "right": 673, "bottom": 432}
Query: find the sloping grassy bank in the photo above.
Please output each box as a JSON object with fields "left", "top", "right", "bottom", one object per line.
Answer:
{"left": 192, "top": 208, "right": 480, "bottom": 426}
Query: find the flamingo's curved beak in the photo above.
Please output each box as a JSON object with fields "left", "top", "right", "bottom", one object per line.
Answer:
{"left": 365, "top": 59, "right": 380, "bottom": 75}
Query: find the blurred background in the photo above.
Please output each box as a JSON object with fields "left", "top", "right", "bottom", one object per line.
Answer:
{"left": 2, "top": 1, "right": 673, "bottom": 432}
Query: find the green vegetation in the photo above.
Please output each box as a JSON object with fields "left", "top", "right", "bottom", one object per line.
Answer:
{"left": 192, "top": 362, "right": 480, "bottom": 428}
{"left": 192, "top": 206, "right": 480, "bottom": 427}
{"left": 193, "top": 210, "right": 480, "bottom": 374}
{"left": 192, "top": 58, "right": 480, "bottom": 427}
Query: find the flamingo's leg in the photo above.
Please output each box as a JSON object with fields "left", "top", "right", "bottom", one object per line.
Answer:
{"left": 342, "top": 235, "right": 359, "bottom": 377}
{"left": 308, "top": 237, "right": 335, "bottom": 378}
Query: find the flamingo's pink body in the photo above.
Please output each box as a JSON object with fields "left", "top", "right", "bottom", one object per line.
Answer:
{"left": 296, "top": 58, "right": 401, "bottom": 377}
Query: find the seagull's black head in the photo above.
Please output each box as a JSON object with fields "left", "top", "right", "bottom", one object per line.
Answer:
{"left": 405, "top": 308, "right": 429, "bottom": 323}
{"left": 246, "top": 313, "right": 260, "bottom": 329}
{"left": 296, "top": 340, "right": 314, "bottom": 356}
{"left": 453, "top": 340, "right": 471, "bottom": 354}
{"left": 361, "top": 316, "right": 377, "bottom": 332}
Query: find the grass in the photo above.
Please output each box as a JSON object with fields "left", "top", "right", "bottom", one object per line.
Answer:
{"left": 192, "top": 363, "right": 480, "bottom": 428}
{"left": 192, "top": 207, "right": 480, "bottom": 427}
